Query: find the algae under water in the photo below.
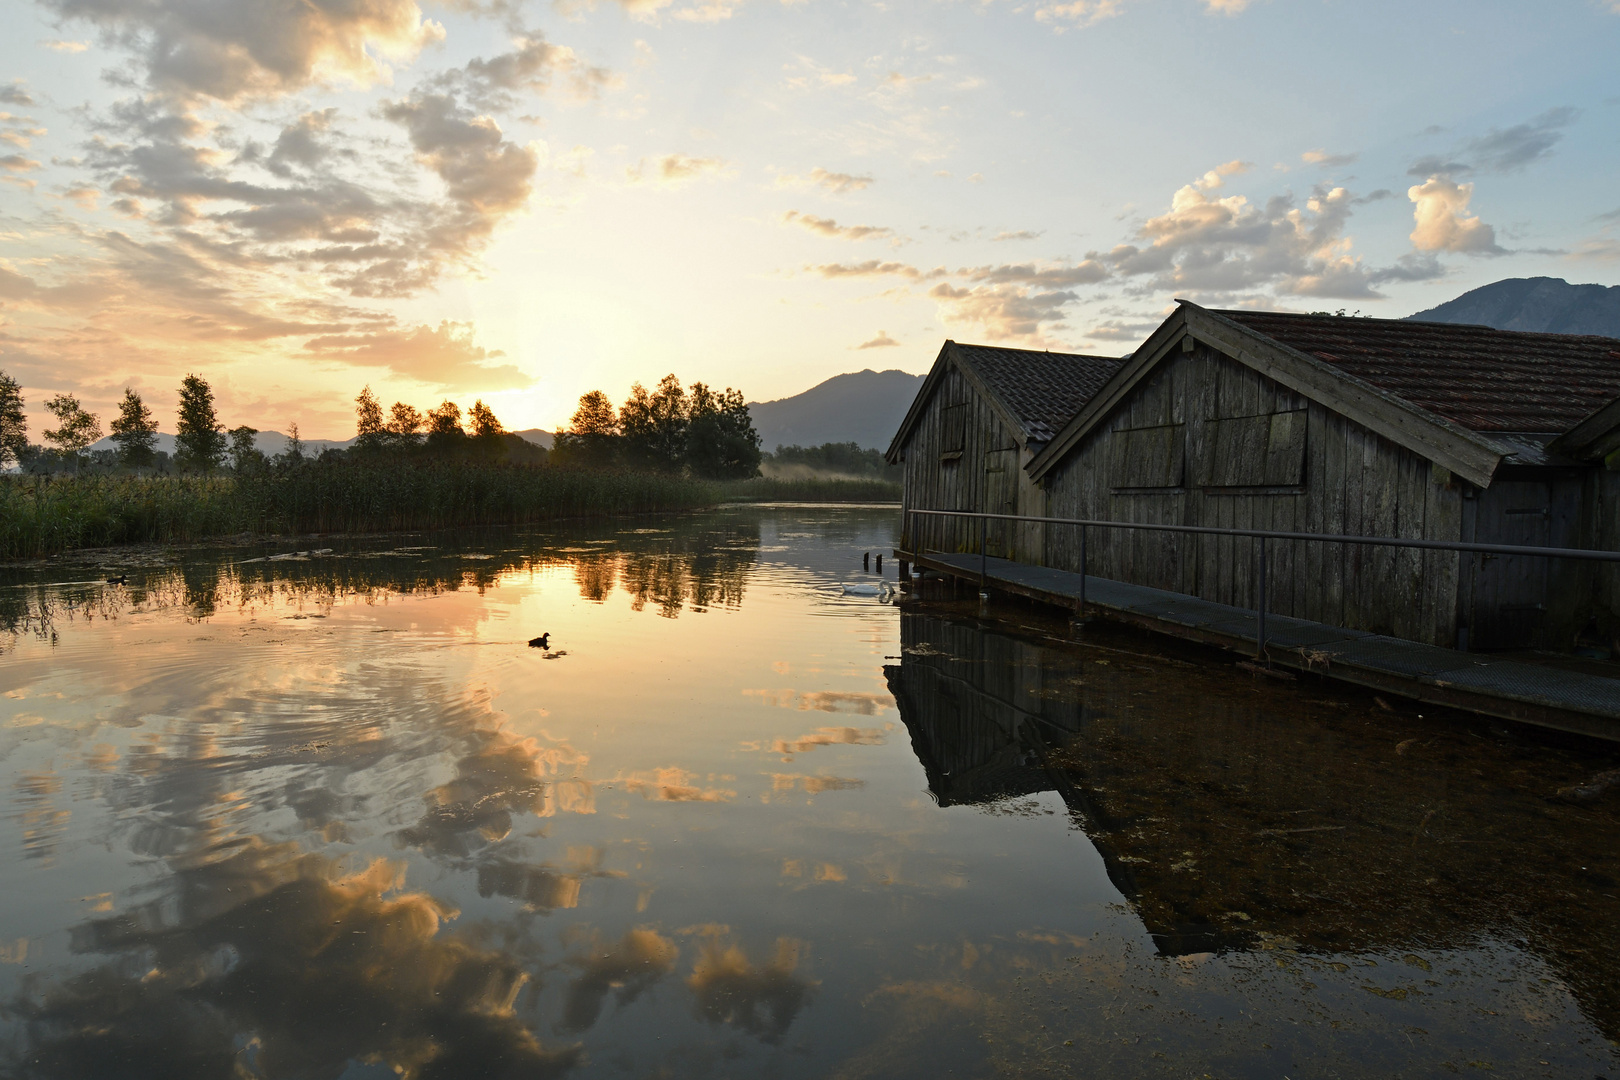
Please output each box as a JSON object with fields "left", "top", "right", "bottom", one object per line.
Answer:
{"left": 0, "top": 504, "right": 1617, "bottom": 1078}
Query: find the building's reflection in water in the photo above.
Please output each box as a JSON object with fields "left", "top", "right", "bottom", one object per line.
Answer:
{"left": 886, "top": 608, "right": 1620, "bottom": 1042}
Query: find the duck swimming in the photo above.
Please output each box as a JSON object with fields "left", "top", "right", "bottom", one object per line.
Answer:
{"left": 528, "top": 633, "right": 550, "bottom": 649}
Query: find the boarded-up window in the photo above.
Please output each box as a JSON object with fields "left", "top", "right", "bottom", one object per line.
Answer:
{"left": 941, "top": 400, "right": 967, "bottom": 460}
{"left": 1196, "top": 409, "right": 1306, "bottom": 488}
{"left": 1109, "top": 423, "right": 1185, "bottom": 490}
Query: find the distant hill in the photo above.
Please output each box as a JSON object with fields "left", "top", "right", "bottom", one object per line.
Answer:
{"left": 1407, "top": 277, "right": 1620, "bottom": 337}
{"left": 747, "top": 369, "right": 926, "bottom": 452}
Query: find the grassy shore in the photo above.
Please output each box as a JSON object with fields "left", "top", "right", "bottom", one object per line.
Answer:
{"left": 0, "top": 463, "right": 718, "bottom": 560}
{"left": 716, "top": 476, "right": 901, "bottom": 503}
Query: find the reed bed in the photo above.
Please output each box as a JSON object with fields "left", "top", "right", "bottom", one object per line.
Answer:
{"left": 0, "top": 463, "right": 717, "bottom": 559}
{"left": 717, "top": 476, "right": 901, "bottom": 503}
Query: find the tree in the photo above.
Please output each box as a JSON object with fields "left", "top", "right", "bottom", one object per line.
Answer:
{"left": 386, "top": 402, "right": 424, "bottom": 445}
{"left": 355, "top": 386, "right": 386, "bottom": 448}
{"left": 469, "top": 399, "right": 504, "bottom": 438}
{"left": 42, "top": 393, "right": 103, "bottom": 468}
{"left": 109, "top": 388, "right": 159, "bottom": 466}
{"left": 227, "top": 426, "right": 265, "bottom": 473}
{"left": 686, "top": 383, "right": 762, "bottom": 479}
{"left": 619, "top": 375, "right": 688, "bottom": 471}
{"left": 276, "top": 421, "right": 305, "bottom": 468}
{"left": 175, "top": 374, "right": 225, "bottom": 471}
{"left": 426, "top": 401, "right": 464, "bottom": 450}
{"left": 553, "top": 389, "right": 620, "bottom": 467}
{"left": 0, "top": 371, "right": 26, "bottom": 469}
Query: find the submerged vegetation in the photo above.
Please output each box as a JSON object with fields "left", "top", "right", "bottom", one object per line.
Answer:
{"left": 0, "top": 462, "right": 715, "bottom": 560}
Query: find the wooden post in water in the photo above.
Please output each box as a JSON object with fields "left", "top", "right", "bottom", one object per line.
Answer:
{"left": 863, "top": 552, "right": 870, "bottom": 572}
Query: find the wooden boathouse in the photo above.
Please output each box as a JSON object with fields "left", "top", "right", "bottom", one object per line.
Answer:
{"left": 892, "top": 303, "right": 1620, "bottom": 653}
{"left": 884, "top": 341, "right": 1122, "bottom": 566}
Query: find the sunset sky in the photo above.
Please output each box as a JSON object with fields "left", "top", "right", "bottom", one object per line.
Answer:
{"left": 1, "top": 0, "right": 1617, "bottom": 439}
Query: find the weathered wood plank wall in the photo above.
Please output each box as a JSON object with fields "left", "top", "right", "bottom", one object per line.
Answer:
{"left": 1039, "top": 343, "right": 1466, "bottom": 646}
{"left": 899, "top": 362, "right": 1047, "bottom": 563}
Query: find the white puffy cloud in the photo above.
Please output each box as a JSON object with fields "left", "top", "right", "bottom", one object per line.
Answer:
{"left": 1407, "top": 175, "right": 1504, "bottom": 255}
{"left": 1104, "top": 172, "right": 1390, "bottom": 298}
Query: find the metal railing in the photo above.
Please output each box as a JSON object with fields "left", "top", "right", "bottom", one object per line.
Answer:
{"left": 901, "top": 508, "right": 1620, "bottom": 660}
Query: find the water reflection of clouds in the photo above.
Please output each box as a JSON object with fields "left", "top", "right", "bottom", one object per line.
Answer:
{"left": 9, "top": 838, "right": 581, "bottom": 1079}
{"left": 614, "top": 768, "right": 736, "bottom": 803}
{"left": 741, "top": 724, "right": 892, "bottom": 762}
{"left": 767, "top": 773, "right": 866, "bottom": 796}
{"left": 744, "top": 689, "right": 896, "bottom": 716}
{"left": 684, "top": 932, "right": 815, "bottom": 1045}
{"left": 558, "top": 927, "right": 680, "bottom": 1033}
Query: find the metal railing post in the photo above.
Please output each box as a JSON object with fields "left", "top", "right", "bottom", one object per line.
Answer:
{"left": 1079, "top": 524, "right": 1088, "bottom": 615}
{"left": 979, "top": 515, "right": 987, "bottom": 588}
{"left": 1256, "top": 536, "right": 1267, "bottom": 660}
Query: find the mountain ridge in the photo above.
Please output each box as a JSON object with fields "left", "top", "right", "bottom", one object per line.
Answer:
{"left": 1405, "top": 276, "right": 1620, "bottom": 337}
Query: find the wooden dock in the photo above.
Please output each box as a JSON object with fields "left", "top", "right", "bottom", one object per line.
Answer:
{"left": 900, "top": 549, "right": 1620, "bottom": 741}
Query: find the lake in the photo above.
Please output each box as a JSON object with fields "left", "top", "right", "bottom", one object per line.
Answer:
{"left": 2, "top": 504, "right": 1618, "bottom": 1078}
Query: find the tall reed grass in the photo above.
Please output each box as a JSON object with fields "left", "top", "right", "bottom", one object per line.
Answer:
{"left": 0, "top": 463, "right": 718, "bottom": 559}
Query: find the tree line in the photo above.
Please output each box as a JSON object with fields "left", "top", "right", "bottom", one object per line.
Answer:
{"left": 0, "top": 371, "right": 275, "bottom": 474}
{"left": 1, "top": 370, "right": 764, "bottom": 480}
{"left": 554, "top": 375, "right": 761, "bottom": 479}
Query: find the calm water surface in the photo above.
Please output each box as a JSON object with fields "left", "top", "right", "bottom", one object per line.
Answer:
{"left": 2, "top": 504, "right": 1619, "bottom": 1078}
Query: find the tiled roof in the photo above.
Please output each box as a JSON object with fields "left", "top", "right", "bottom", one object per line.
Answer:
{"left": 1216, "top": 310, "right": 1620, "bottom": 434}
{"left": 954, "top": 344, "right": 1124, "bottom": 444}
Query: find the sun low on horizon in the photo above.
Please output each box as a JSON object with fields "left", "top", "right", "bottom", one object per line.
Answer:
{"left": 0, "top": 0, "right": 1617, "bottom": 440}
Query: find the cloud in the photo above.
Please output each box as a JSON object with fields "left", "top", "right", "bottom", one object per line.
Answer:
{"left": 1202, "top": 0, "right": 1250, "bottom": 11}
{"left": 928, "top": 281, "right": 1079, "bottom": 340}
{"left": 1033, "top": 0, "right": 1125, "bottom": 30}
{"left": 0, "top": 82, "right": 32, "bottom": 106}
{"left": 775, "top": 166, "right": 873, "bottom": 194}
{"left": 1407, "top": 107, "right": 1579, "bottom": 180}
{"left": 40, "top": 0, "right": 445, "bottom": 103}
{"left": 782, "top": 210, "right": 894, "bottom": 241}
{"left": 809, "top": 259, "right": 940, "bottom": 280}
{"left": 1301, "top": 149, "right": 1357, "bottom": 168}
{"left": 41, "top": 39, "right": 89, "bottom": 52}
{"left": 1084, "top": 319, "right": 1157, "bottom": 341}
{"left": 450, "top": 32, "right": 617, "bottom": 109}
{"left": 1407, "top": 175, "right": 1505, "bottom": 255}
{"left": 1572, "top": 236, "right": 1620, "bottom": 261}
{"left": 302, "top": 322, "right": 531, "bottom": 390}
{"left": 625, "top": 153, "right": 728, "bottom": 185}
{"left": 1102, "top": 172, "right": 1395, "bottom": 299}
{"left": 0, "top": 154, "right": 41, "bottom": 174}
{"left": 1462, "top": 107, "right": 1578, "bottom": 173}
{"left": 856, "top": 330, "right": 900, "bottom": 349}
{"left": 992, "top": 229, "right": 1041, "bottom": 241}
{"left": 673, "top": 0, "right": 747, "bottom": 20}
